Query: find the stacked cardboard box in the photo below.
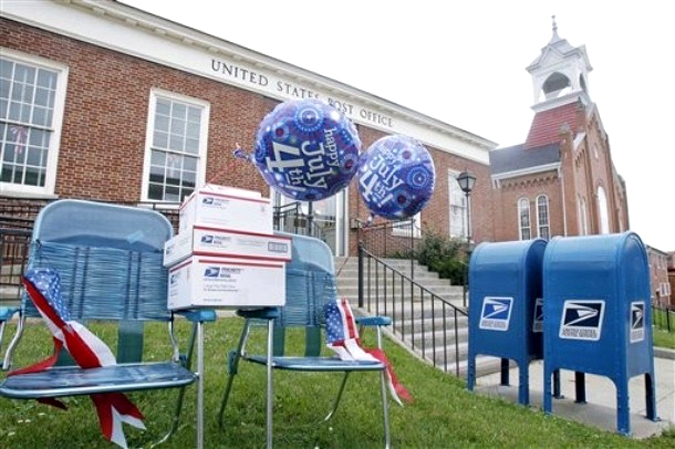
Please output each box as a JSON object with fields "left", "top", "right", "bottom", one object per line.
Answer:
{"left": 164, "top": 185, "right": 291, "bottom": 310}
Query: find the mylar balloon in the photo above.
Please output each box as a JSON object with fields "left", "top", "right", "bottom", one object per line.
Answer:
{"left": 357, "top": 135, "right": 435, "bottom": 220}
{"left": 252, "top": 99, "right": 361, "bottom": 201}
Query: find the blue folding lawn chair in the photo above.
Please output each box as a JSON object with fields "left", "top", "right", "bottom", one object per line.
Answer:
{"left": 0, "top": 199, "right": 215, "bottom": 448}
{"left": 217, "top": 232, "right": 394, "bottom": 448}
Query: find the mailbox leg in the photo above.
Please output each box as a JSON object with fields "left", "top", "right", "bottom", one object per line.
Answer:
{"left": 543, "top": 365, "right": 553, "bottom": 414}
{"left": 574, "top": 371, "right": 586, "bottom": 403}
{"left": 645, "top": 372, "right": 658, "bottom": 421}
{"left": 518, "top": 359, "right": 529, "bottom": 405}
{"left": 616, "top": 379, "right": 631, "bottom": 435}
{"left": 500, "top": 358, "right": 510, "bottom": 386}
{"left": 553, "top": 369, "right": 563, "bottom": 399}
{"left": 467, "top": 352, "right": 476, "bottom": 392}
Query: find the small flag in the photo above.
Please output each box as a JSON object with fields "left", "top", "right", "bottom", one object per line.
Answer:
{"left": 325, "top": 298, "right": 413, "bottom": 405}
{"left": 11, "top": 268, "right": 145, "bottom": 448}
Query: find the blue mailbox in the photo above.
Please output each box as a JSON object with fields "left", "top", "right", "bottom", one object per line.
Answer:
{"left": 467, "top": 238, "right": 547, "bottom": 405}
{"left": 542, "top": 232, "right": 657, "bottom": 435}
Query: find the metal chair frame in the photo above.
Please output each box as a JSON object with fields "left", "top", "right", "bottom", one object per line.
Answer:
{"left": 217, "top": 232, "right": 392, "bottom": 448}
{"left": 0, "top": 199, "right": 215, "bottom": 448}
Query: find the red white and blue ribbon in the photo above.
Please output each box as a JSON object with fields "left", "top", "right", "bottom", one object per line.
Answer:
{"left": 325, "top": 297, "right": 413, "bottom": 406}
{"left": 10, "top": 268, "right": 145, "bottom": 448}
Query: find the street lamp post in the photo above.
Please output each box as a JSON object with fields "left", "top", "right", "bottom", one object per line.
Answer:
{"left": 456, "top": 171, "right": 477, "bottom": 308}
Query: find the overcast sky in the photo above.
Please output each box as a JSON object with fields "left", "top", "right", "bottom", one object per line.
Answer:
{"left": 123, "top": 0, "right": 674, "bottom": 251}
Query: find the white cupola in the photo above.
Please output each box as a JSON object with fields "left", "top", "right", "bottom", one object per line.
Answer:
{"left": 526, "top": 16, "right": 593, "bottom": 112}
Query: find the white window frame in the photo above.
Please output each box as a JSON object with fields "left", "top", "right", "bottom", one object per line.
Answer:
{"left": 448, "top": 170, "right": 467, "bottom": 239}
{"left": 536, "top": 194, "right": 550, "bottom": 239}
{"left": 141, "top": 89, "right": 209, "bottom": 203}
{"left": 391, "top": 212, "right": 421, "bottom": 238}
{"left": 597, "top": 185, "right": 610, "bottom": 234}
{"left": 578, "top": 195, "right": 589, "bottom": 235}
{"left": 0, "top": 48, "right": 68, "bottom": 196}
{"left": 518, "top": 197, "right": 531, "bottom": 240}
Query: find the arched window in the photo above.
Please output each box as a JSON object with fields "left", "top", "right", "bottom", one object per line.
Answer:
{"left": 597, "top": 186, "right": 610, "bottom": 234}
{"left": 518, "top": 198, "right": 531, "bottom": 240}
{"left": 536, "top": 195, "right": 550, "bottom": 240}
{"left": 577, "top": 196, "right": 589, "bottom": 235}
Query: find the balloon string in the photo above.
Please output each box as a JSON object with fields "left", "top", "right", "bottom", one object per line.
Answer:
{"left": 207, "top": 143, "right": 251, "bottom": 185}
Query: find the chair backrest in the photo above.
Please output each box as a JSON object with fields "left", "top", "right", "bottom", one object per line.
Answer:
{"left": 20, "top": 200, "right": 174, "bottom": 363}
{"left": 271, "top": 232, "right": 338, "bottom": 356}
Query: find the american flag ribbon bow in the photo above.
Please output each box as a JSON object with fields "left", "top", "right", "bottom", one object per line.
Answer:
{"left": 325, "top": 297, "right": 413, "bottom": 406}
{"left": 10, "top": 268, "right": 145, "bottom": 449}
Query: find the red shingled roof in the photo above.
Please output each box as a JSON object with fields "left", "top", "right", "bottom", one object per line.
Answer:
{"left": 524, "top": 102, "right": 583, "bottom": 149}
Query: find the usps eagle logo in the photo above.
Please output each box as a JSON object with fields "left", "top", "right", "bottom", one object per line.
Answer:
{"left": 479, "top": 297, "right": 513, "bottom": 331}
{"left": 559, "top": 300, "right": 605, "bottom": 341}
{"left": 630, "top": 301, "right": 645, "bottom": 343}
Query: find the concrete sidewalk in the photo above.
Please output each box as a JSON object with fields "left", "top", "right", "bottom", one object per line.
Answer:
{"left": 473, "top": 349, "right": 675, "bottom": 439}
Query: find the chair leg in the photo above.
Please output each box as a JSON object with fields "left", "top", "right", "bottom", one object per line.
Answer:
{"left": 152, "top": 321, "right": 200, "bottom": 447}
{"left": 218, "top": 321, "right": 251, "bottom": 428}
{"left": 196, "top": 321, "right": 205, "bottom": 449}
{"left": 380, "top": 368, "right": 391, "bottom": 449}
{"left": 323, "top": 372, "right": 350, "bottom": 422}
{"left": 266, "top": 318, "right": 274, "bottom": 449}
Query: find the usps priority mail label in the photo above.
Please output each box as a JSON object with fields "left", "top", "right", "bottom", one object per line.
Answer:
{"left": 479, "top": 296, "right": 513, "bottom": 331}
{"left": 559, "top": 299, "right": 605, "bottom": 341}
{"left": 630, "top": 301, "right": 645, "bottom": 343}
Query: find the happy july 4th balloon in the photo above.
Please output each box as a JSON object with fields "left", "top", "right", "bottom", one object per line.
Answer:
{"left": 251, "top": 99, "right": 361, "bottom": 201}
{"left": 357, "top": 134, "right": 436, "bottom": 220}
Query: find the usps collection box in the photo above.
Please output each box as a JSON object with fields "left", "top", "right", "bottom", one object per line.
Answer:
{"left": 179, "top": 184, "right": 273, "bottom": 235}
{"left": 166, "top": 184, "right": 288, "bottom": 310}
{"left": 168, "top": 257, "right": 286, "bottom": 309}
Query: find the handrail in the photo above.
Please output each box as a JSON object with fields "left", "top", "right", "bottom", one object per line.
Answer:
{"left": 0, "top": 228, "right": 32, "bottom": 307}
{"left": 358, "top": 242, "right": 469, "bottom": 377}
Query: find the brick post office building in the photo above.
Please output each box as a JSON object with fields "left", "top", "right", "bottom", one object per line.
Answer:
{"left": 1, "top": 0, "right": 496, "bottom": 257}
{"left": 2, "top": 2, "right": 640, "bottom": 263}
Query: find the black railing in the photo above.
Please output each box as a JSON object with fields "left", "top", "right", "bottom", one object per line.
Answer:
{"left": 0, "top": 197, "right": 181, "bottom": 230}
{"left": 357, "top": 242, "right": 468, "bottom": 377}
{"left": 273, "top": 202, "right": 326, "bottom": 242}
{"left": 0, "top": 229, "right": 31, "bottom": 306}
{"left": 653, "top": 303, "right": 674, "bottom": 333}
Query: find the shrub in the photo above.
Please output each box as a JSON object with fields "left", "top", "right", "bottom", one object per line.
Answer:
{"left": 415, "top": 231, "right": 468, "bottom": 284}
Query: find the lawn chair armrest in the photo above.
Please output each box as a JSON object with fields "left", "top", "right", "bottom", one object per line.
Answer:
{"left": 0, "top": 307, "right": 19, "bottom": 322}
{"left": 355, "top": 316, "right": 391, "bottom": 327}
{"left": 174, "top": 309, "right": 217, "bottom": 323}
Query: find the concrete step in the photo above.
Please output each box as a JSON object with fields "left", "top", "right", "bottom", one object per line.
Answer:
{"left": 336, "top": 280, "right": 463, "bottom": 298}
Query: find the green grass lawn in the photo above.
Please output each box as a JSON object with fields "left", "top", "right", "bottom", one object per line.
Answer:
{"left": 1, "top": 318, "right": 673, "bottom": 448}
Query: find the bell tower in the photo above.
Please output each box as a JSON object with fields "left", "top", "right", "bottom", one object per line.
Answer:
{"left": 526, "top": 16, "right": 593, "bottom": 113}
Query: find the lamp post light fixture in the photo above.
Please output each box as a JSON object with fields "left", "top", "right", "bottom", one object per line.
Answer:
{"left": 456, "top": 171, "right": 477, "bottom": 308}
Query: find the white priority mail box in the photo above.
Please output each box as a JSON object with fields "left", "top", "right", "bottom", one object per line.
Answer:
{"left": 167, "top": 257, "right": 286, "bottom": 310}
{"left": 163, "top": 227, "right": 292, "bottom": 267}
{"left": 179, "top": 185, "right": 272, "bottom": 234}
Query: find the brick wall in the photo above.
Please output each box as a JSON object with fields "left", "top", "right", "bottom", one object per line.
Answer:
{"left": 1, "top": 18, "right": 275, "bottom": 201}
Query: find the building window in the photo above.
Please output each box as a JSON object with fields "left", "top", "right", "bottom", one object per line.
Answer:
{"left": 1, "top": 50, "right": 67, "bottom": 195}
{"left": 144, "top": 90, "right": 209, "bottom": 202}
{"left": 536, "top": 194, "right": 550, "bottom": 240}
{"left": 392, "top": 212, "right": 421, "bottom": 238}
{"left": 578, "top": 196, "right": 589, "bottom": 235}
{"left": 518, "top": 197, "right": 531, "bottom": 240}
{"left": 449, "top": 172, "right": 467, "bottom": 238}
{"left": 597, "top": 185, "right": 610, "bottom": 234}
